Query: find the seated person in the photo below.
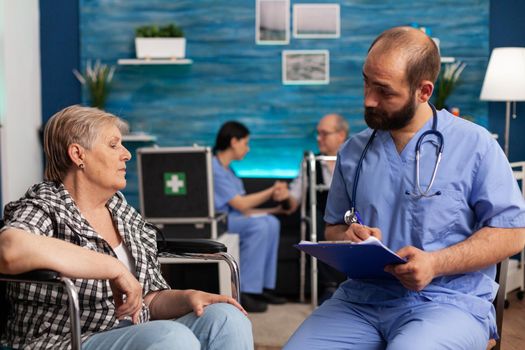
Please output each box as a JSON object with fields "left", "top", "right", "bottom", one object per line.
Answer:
{"left": 285, "top": 26, "right": 525, "bottom": 349}
{"left": 0, "top": 106, "right": 253, "bottom": 350}
{"left": 212, "top": 121, "right": 288, "bottom": 313}
{"left": 286, "top": 113, "right": 349, "bottom": 302}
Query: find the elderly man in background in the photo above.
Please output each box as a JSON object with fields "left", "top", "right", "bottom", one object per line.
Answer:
{"left": 286, "top": 113, "right": 349, "bottom": 302}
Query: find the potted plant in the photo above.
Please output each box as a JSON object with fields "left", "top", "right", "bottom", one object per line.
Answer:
{"left": 73, "top": 60, "right": 116, "bottom": 109}
{"left": 433, "top": 60, "right": 466, "bottom": 111}
{"left": 135, "top": 23, "right": 186, "bottom": 59}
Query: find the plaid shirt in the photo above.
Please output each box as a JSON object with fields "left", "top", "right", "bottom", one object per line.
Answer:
{"left": 0, "top": 182, "right": 170, "bottom": 349}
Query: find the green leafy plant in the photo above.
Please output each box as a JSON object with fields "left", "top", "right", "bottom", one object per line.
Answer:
{"left": 73, "top": 60, "right": 116, "bottom": 109}
{"left": 135, "top": 24, "right": 184, "bottom": 38}
{"left": 434, "top": 61, "right": 467, "bottom": 110}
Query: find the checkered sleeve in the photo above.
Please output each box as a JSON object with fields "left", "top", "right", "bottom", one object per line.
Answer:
{"left": 2, "top": 198, "right": 54, "bottom": 237}
{"left": 142, "top": 223, "right": 171, "bottom": 295}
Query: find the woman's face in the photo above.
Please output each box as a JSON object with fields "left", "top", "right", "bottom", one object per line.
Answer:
{"left": 231, "top": 136, "right": 250, "bottom": 160}
{"left": 82, "top": 124, "right": 131, "bottom": 193}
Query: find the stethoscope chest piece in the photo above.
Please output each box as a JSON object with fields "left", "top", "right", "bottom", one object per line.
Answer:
{"left": 344, "top": 208, "right": 362, "bottom": 225}
{"left": 344, "top": 209, "right": 357, "bottom": 225}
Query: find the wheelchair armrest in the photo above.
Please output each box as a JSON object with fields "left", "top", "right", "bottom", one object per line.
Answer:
{"left": 0, "top": 269, "right": 60, "bottom": 283}
{"left": 158, "top": 239, "right": 228, "bottom": 255}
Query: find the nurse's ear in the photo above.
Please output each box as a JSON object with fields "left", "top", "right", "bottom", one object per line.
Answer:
{"left": 416, "top": 80, "right": 434, "bottom": 103}
{"left": 230, "top": 137, "right": 241, "bottom": 149}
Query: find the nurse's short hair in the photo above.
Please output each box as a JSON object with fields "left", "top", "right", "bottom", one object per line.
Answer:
{"left": 368, "top": 26, "right": 441, "bottom": 92}
{"left": 44, "top": 105, "right": 129, "bottom": 182}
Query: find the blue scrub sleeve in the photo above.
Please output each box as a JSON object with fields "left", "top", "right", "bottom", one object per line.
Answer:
{"left": 324, "top": 153, "right": 351, "bottom": 224}
{"left": 471, "top": 138, "right": 525, "bottom": 228}
{"left": 214, "top": 167, "right": 244, "bottom": 210}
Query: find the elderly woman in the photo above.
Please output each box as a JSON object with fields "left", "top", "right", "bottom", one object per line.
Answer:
{"left": 212, "top": 121, "right": 288, "bottom": 313}
{"left": 0, "top": 106, "right": 253, "bottom": 350}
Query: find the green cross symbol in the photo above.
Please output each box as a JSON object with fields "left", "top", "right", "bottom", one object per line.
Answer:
{"left": 164, "top": 172, "right": 186, "bottom": 195}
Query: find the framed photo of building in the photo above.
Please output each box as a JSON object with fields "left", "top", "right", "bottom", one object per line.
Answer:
{"left": 293, "top": 4, "right": 340, "bottom": 39}
{"left": 256, "top": 0, "right": 290, "bottom": 45}
{"left": 282, "top": 50, "right": 330, "bottom": 85}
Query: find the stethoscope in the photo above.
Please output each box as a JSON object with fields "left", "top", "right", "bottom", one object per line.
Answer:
{"left": 344, "top": 102, "right": 444, "bottom": 225}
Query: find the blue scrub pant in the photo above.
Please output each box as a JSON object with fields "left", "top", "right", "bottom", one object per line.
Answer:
{"left": 284, "top": 296, "right": 490, "bottom": 350}
{"left": 83, "top": 303, "right": 253, "bottom": 350}
{"left": 228, "top": 214, "right": 280, "bottom": 294}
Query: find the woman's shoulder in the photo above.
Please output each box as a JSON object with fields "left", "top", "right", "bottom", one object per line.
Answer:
{"left": 2, "top": 182, "right": 70, "bottom": 234}
{"left": 5, "top": 181, "right": 65, "bottom": 212}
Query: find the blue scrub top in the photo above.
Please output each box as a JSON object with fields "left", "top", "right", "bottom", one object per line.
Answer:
{"left": 212, "top": 156, "right": 245, "bottom": 216}
{"left": 325, "top": 109, "right": 525, "bottom": 333}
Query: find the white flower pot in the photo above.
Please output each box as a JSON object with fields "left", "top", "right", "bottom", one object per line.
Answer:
{"left": 135, "top": 37, "right": 186, "bottom": 59}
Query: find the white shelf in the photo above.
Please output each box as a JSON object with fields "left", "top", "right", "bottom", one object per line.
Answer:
{"left": 440, "top": 56, "right": 455, "bottom": 63}
{"left": 118, "top": 58, "right": 193, "bottom": 65}
{"left": 123, "top": 133, "right": 157, "bottom": 142}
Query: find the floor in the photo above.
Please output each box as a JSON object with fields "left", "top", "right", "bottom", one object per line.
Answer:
{"left": 501, "top": 290, "right": 525, "bottom": 350}
{"left": 248, "top": 303, "right": 312, "bottom": 350}
{"left": 249, "top": 290, "right": 525, "bottom": 350}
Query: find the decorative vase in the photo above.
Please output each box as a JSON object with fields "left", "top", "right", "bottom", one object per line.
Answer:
{"left": 135, "top": 38, "right": 186, "bottom": 59}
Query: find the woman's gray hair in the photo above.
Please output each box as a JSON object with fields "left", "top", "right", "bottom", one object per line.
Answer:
{"left": 44, "top": 105, "right": 129, "bottom": 182}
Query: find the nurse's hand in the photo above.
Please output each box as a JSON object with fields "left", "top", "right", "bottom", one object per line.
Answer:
{"left": 385, "top": 246, "right": 436, "bottom": 291}
{"left": 344, "top": 223, "right": 382, "bottom": 242}
{"left": 272, "top": 181, "right": 289, "bottom": 201}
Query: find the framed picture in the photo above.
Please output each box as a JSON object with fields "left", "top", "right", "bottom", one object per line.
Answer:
{"left": 293, "top": 4, "right": 340, "bottom": 39}
{"left": 256, "top": 0, "right": 290, "bottom": 45}
{"left": 282, "top": 50, "right": 330, "bottom": 85}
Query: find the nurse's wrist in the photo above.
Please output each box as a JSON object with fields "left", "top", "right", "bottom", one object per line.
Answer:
{"left": 427, "top": 250, "right": 444, "bottom": 278}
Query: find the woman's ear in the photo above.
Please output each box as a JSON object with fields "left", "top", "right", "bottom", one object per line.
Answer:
{"left": 68, "top": 143, "right": 85, "bottom": 168}
{"left": 230, "top": 137, "right": 239, "bottom": 149}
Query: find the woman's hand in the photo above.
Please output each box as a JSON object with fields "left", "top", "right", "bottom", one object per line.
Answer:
{"left": 109, "top": 265, "right": 144, "bottom": 323}
{"left": 183, "top": 289, "right": 247, "bottom": 317}
{"left": 272, "top": 181, "right": 289, "bottom": 202}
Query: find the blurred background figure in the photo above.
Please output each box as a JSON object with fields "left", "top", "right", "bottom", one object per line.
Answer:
{"left": 286, "top": 114, "right": 349, "bottom": 303}
{"left": 212, "top": 121, "right": 288, "bottom": 313}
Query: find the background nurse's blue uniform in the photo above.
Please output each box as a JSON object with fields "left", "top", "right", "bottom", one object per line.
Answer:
{"left": 212, "top": 157, "right": 280, "bottom": 294}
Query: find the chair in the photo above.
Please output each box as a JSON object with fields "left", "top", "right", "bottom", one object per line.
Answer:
{"left": 504, "top": 161, "right": 525, "bottom": 305}
{"left": 0, "top": 235, "right": 240, "bottom": 350}
{"left": 0, "top": 270, "right": 82, "bottom": 350}
{"left": 157, "top": 238, "right": 240, "bottom": 302}
{"left": 489, "top": 257, "right": 509, "bottom": 350}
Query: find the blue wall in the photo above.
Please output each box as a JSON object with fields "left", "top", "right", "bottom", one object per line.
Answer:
{"left": 41, "top": 0, "right": 525, "bottom": 209}
{"left": 488, "top": 0, "right": 525, "bottom": 162}
{"left": 78, "top": 0, "right": 488, "bottom": 180}
{"left": 40, "top": 0, "right": 81, "bottom": 122}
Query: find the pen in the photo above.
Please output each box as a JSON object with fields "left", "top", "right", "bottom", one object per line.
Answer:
{"left": 354, "top": 210, "right": 363, "bottom": 225}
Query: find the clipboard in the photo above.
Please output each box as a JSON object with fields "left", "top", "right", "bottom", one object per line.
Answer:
{"left": 294, "top": 237, "right": 407, "bottom": 279}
